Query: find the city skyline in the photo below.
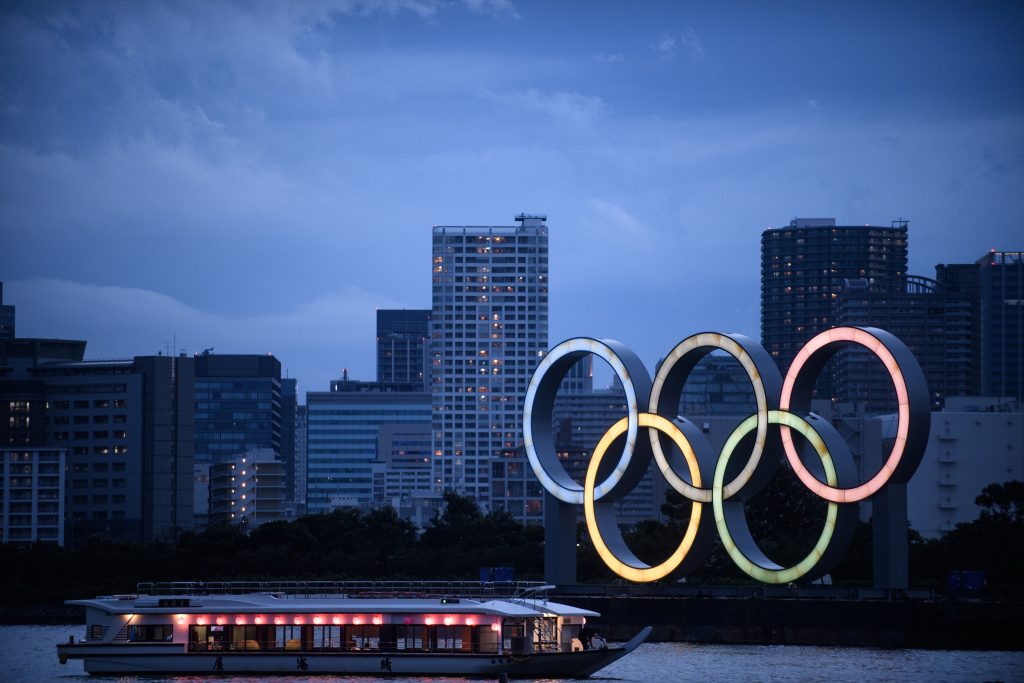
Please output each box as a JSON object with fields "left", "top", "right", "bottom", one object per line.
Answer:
{"left": 2, "top": 2, "right": 1022, "bottom": 395}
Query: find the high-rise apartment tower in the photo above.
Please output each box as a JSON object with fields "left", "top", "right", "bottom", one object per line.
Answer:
{"left": 761, "top": 218, "right": 908, "bottom": 399}
{"left": 430, "top": 214, "right": 549, "bottom": 512}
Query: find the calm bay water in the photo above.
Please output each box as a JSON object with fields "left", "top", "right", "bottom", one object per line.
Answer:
{"left": 3, "top": 625, "right": 1021, "bottom": 683}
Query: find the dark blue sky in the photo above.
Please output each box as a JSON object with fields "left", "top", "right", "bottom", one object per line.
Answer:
{"left": 2, "top": 1, "right": 1021, "bottom": 393}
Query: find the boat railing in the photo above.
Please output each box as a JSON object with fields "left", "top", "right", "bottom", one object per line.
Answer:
{"left": 135, "top": 580, "right": 551, "bottom": 600}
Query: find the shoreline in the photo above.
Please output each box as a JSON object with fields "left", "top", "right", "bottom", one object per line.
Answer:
{"left": 6, "top": 595, "right": 1023, "bottom": 651}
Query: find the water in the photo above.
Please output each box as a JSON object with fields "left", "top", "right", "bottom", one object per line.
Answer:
{"left": 3, "top": 625, "right": 1021, "bottom": 683}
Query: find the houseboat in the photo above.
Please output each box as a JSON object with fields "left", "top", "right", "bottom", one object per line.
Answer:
{"left": 56, "top": 580, "right": 650, "bottom": 677}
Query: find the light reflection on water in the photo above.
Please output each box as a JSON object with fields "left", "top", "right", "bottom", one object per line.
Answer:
{"left": 5, "top": 626, "right": 1021, "bottom": 683}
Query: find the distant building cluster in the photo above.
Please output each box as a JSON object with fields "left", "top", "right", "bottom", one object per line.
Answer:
{"left": 0, "top": 216, "right": 1021, "bottom": 546}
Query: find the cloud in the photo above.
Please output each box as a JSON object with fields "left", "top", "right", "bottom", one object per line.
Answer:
{"left": 584, "top": 197, "right": 651, "bottom": 244}
{"left": 6, "top": 279, "right": 402, "bottom": 391}
{"left": 482, "top": 88, "right": 608, "bottom": 126}
{"left": 594, "top": 52, "right": 624, "bottom": 64}
{"left": 656, "top": 27, "right": 705, "bottom": 61}
{"left": 460, "top": 0, "right": 520, "bottom": 19}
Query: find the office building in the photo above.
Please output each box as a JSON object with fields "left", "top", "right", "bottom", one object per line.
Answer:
{"left": 377, "top": 309, "right": 431, "bottom": 386}
{"left": 836, "top": 275, "right": 975, "bottom": 411}
{"left": 371, "top": 422, "right": 436, "bottom": 522}
{"left": 935, "top": 251, "right": 1024, "bottom": 406}
{"left": 431, "top": 213, "right": 549, "bottom": 516}
{"left": 306, "top": 376, "right": 430, "bottom": 514}
{"left": 761, "top": 218, "right": 908, "bottom": 400}
{"left": 192, "top": 353, "right": 282, "bottom": 526}
{"left": 193, "top": 353, "right": 282, "bottom": 466}
{"left": 0, "top": 283, "right": 14, "bottom": 340}
{"left": 1, "top": 339, "right": 195, "bottom": 545}
{"left": 978, "top": 251, "right": 1023, "bottom": 404}
{"left": 1, "top": 447, "right": 65, "bottom": 544}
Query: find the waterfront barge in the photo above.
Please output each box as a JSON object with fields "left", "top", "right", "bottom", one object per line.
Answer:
{"left": 56, "top": 580, "right": 650, "bottom": 677}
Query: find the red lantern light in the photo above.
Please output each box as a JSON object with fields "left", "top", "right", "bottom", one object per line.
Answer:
{"left": 254, "top": 616, "right": 265, "bottom": 625}
{"left": 274, "top": 616, "right": 284, "bottom": 625}
{"left": 490, "top": 622, "right": 501, "bottom": 632}
{"left": 215, "top": 616, "right": 226, "bottom": 626}
{"left": 372, "top": 615, "right": 382, "bottom": 626}
{"left": 332, "top": 616, "right": 343, "bottom": 625}
{"left": 235, "top": 616, "right": 246, "bottom": 625}
{"left": 443, "top": 616, "right": 454, "bottom": 626}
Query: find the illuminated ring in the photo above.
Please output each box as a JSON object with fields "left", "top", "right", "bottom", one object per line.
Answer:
{"left": 585, "top": 413, "right": 704, "bottom": 582}
{"left": 713, "top": 411, "right": 848, "bottom": 584}
{"left": 649, "top": 332, "right": 782, "bottom": 503}
{"left": 779, "top": 326, "right": 931, "bottom": 503}
{"left": 524, "top": 337, "right": 653, "bottom": 504}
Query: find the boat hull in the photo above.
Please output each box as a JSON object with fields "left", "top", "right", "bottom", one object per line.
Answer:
{"left": 59, "top": 645, "right": 634, "bottom": 678}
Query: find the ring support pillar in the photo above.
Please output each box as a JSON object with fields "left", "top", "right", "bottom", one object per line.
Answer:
{"left": 544, "top": 491, "right": 577, "bottom": 586}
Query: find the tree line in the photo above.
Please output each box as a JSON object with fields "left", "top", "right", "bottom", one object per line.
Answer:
{"left": 1, "top": 482, "right": 1022, "bottom": 609}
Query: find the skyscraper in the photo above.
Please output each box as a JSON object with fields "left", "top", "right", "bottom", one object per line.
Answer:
{"left": 978, "top": 251, "right": 1023, "bottom": 404}
{"left": 761, "top": 218, "right": 908, "bottom": 399}
{"left": 430, "top": 213, "right": 549, "bottom": 514}
{"left": 376, "top": 309, "right": 430, "bottom": 386}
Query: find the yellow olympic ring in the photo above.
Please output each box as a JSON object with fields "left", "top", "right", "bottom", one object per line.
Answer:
{"left": 584, "top": 413, "right": 703, "bottom": 582}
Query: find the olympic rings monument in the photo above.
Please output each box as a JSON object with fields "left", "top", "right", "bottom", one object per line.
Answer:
{"left": 524, "top": 327, "right": 930, "bottom": 589}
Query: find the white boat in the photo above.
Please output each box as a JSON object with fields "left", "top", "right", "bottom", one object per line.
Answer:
{"left": 56, "top": 580, "right": 651, "bottom": 678}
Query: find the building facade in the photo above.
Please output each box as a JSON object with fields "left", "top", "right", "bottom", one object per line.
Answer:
{"left": 978, "top": 251, "right": 1023, "bottom": 405}
{"left": 306, "top": 378, "right": 430, "bottom": 514}
{"left": 1, "top": 341, "right": 194, "bottom": 546}
{"left": 0, "top": 448, "right": 65, "bottom": 544}
{"left": 0, "top": 283, "right": 14, "bottom": 340}
{"left": 430, "top": 214, "right": 549, "bottom": 516}
{"left": 836, "top": 275, "right": 975, "bottom": 412}
{"left": 192, "top": 353, "right": 282, "bottom": 526}
{"left": 377, "top": 309, "right": 431, "bottom": 387}
{"left": 761, "top": 218, "right": 908, "bottom": 400}
{"left": 209, "top": 448, "right": 286, "bottom": 529}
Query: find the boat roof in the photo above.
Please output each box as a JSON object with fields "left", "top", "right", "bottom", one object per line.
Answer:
{"left": 67, "top": 580, "right": 599, "bottom": 619}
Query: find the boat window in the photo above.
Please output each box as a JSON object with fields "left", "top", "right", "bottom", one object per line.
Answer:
{"left": 310, "top": 625, "right": 342, "bottom": 651}
{"left": 275, "top": 625, "right": 303, "bottom": 651}
{"left": 348, "top": 625, "right": 380, "bottom": 651}
{"left": 86, "top": 625, "right": 105, "bottom": 641}
{"left": 127, "top": 624, "right": 173, "bottom": 642}
{"left": 231, "top": 625, "right": 262, "bottom": 651}
{"left": 396, "top": 625, "right": 428, "bottom": 651}
{"left": 433, "top": 625, "right": 472, "bottom": 652}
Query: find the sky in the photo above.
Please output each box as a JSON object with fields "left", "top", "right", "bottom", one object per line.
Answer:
{"left": 1, "top": 1, "right": 1022, "bottom": 397}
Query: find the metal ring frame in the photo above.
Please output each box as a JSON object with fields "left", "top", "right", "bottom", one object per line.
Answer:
{"left": 524, "top": 327, "right": 930, "bottom": 583}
